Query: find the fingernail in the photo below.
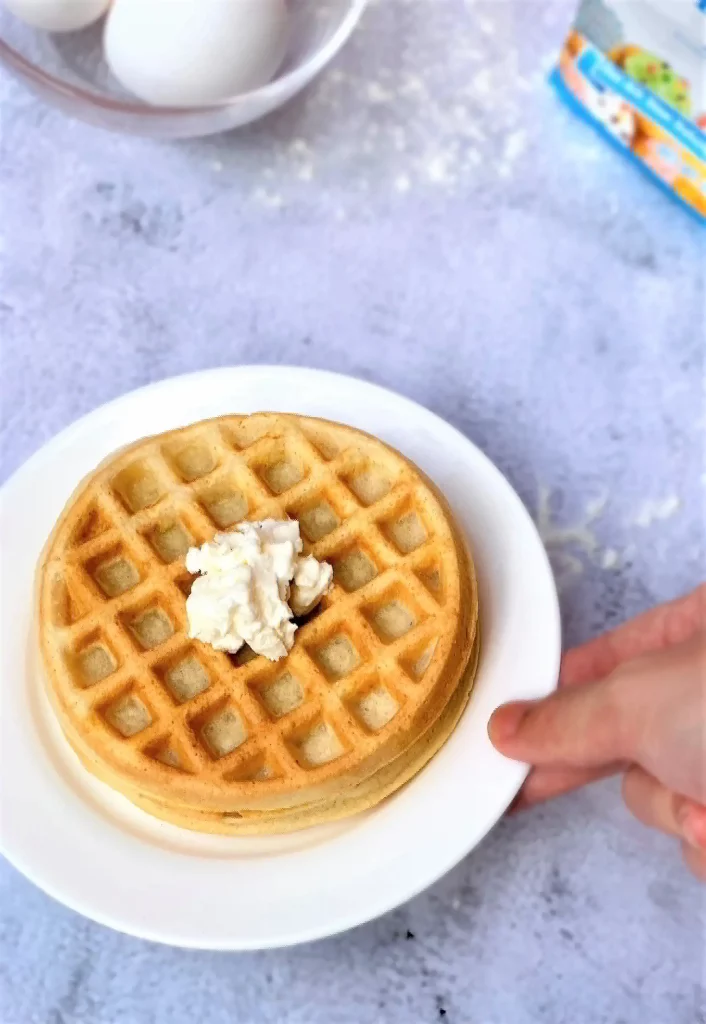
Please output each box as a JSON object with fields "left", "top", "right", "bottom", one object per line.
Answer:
{"left": 678, "top": 802, "right": 706, "bottom": 851}
{"left": 489, "top": 701, "right": 533, "bottom": 744}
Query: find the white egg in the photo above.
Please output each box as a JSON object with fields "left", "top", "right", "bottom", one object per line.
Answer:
{"left": 104, "top": 0, "right": 290, "bottom": 107}
{"left": 3, "top": 0, "right": 110, "bottom": 33}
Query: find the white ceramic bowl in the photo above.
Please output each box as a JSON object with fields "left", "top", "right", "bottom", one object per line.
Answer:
{"left": 0, "top": 0, "right": 367, "bottom": 137}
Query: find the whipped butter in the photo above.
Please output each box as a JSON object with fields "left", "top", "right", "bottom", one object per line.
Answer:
{"left": 185, "top": 520, "right": 332, "bottom": 661}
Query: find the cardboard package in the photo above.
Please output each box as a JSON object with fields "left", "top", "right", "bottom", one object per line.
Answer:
{"left": 553, "top": 0, "right": 705, "bottom": 219}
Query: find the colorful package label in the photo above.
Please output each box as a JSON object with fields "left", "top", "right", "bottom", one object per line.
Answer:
{"left": 554, "top": 0, "right": 706, "bottom": 220}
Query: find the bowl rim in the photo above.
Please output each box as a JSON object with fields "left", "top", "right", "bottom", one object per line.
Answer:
{"left": 0, "top": 0, "right": 368, "bottom": 116}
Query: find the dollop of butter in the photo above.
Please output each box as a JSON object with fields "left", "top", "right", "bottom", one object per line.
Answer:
{"left": 185, "top": 520, "right": 332, "bottom": 661}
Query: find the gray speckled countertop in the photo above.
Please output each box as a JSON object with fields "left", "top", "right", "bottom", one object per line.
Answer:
{"left": 1, "top": 1, "right": 704, "bottom": 1022}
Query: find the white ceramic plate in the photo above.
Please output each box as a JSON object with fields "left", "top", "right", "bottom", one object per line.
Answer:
{"left": 0, "top": 367, "right": 560, "bottom": 950}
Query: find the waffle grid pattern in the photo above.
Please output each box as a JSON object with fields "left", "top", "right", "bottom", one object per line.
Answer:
{"left": 40, "top": 415, "right": 468, "bottom": 808}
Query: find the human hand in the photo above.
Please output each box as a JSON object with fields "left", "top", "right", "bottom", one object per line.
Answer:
{"left": 488, "top": 584, "right": 706, "bottom": 879}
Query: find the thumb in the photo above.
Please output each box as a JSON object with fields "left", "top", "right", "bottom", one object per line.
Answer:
{"left": 488, "top": 675, "right": 635, "bottom": 769}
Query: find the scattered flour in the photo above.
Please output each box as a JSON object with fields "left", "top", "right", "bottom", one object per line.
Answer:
{"left": 536, "top": 488, "right": 622, "bottom": 590}
{"left": 586, "top": 495, "right": 608, "bottom": 519}
{"left": 633, "top": 496, "right": 682, "bottom": 528}
{"left": 537, "top": 488, "right": 685, "bottom": 590}
{"left": 253, "top": 188, "right": 285, "bottom": 209}
{"left": 367, "top": 82, "right": 393, "bottom": 104}
{"left": 477, "top": 15, "right": 496, "bottom": 36}
{"left": 236, "top": 0, "right": 532, "bottom": 206}
{"left": 425, "top": 154, "right": 454, "bottom": 184}
{"left": 600, "top": 548, "right": 619, "bottom": 570}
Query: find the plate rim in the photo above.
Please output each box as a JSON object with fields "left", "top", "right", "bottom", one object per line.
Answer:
{"left": 0, "top": 366, "right": 561, "bottom": 949}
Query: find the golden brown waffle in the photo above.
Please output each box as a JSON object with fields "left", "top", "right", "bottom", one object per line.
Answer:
{"left": 37, "top": 414, "right": 478, "bottom": 819}
{"left": 125, "top": 632, "right": 480, "bottom": 835}
{"left": 54, "top": 630, "right": 479, "bottom": 835}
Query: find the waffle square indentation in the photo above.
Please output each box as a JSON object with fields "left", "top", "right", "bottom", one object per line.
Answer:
{"left": 197, "top": 480, "right": 248, "bottom": 529}
{"left": 192, "top": 700, "right": 248, "bottom": 760}
{"left": 146, "top": 519, "right": 193, "bottom": 564}
{"left": 85, "top": 545, "right": 142, "bottom": 599}
{"left": 344, "top": 465, "right": 392, "bottom": 506}
{"left": 164, "top": 440, "right": 218, "bottom": 482}
{"left": 77, "top": 642, "right": 117, "bottom": 686}
{"left": 382, "top": 508, "right": 428, "bottom": 554}
{"left": 101, "top": 688, "right": 152, "bottom": 737}
{"left": 123, "top": 603, "right": 175, "bottom": 651}
{"left": 349, "top": 682, "right": 400, "bottom": 732}
{"left": 111, "top": 461, "right": 165, "bottom": 513}
{"left": 156, "top": 650, "right": 211, "bottom": 703}
{"left": 297, "top": 500, "right": 340, "bottom": 543}
{"left": 251, "top": 671, "right": 304, "bottom": 719}
{"left": 333, "top": 547, "right": 378, "bottom": 593}
{"left": 312, "top": 633, "right": 361, "bottom": 681}
{"left": 288, "top": 719, "right": 345, "bottom": 768}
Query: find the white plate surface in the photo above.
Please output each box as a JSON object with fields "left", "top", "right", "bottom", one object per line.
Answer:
{"left": 0, "top": 367, "right": 560, "bottom": 950}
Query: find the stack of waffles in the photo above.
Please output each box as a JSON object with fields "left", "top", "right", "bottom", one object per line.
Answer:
{"left": 37, "top": 414, "right": 479, "bottom": 834}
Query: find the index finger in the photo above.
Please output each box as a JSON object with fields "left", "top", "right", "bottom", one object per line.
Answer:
{"left": 559, "top": 583, "right": 706, "bottom": 688}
